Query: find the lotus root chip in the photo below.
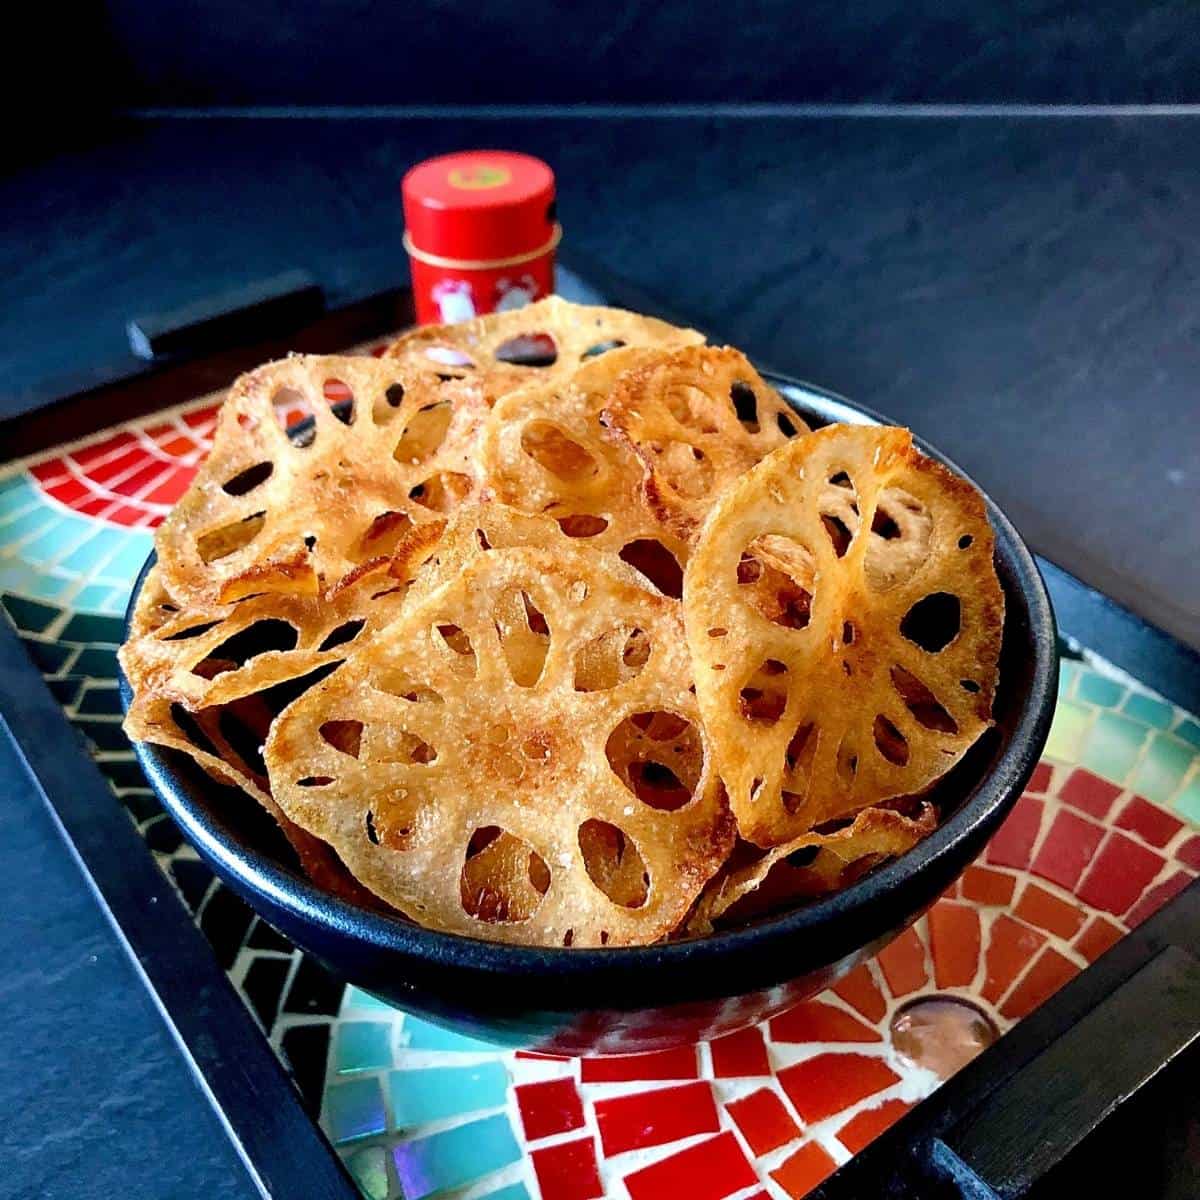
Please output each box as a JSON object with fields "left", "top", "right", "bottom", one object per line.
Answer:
{"left": 154, "top": 354, "right": 488, "bottom": 606}
{"left": 684, "top": 424, "right": 1003, "bottom": 847}
{"left": 603, "top": 346, "right": 810, "bottom": 542}
{"left": 384, "top": 296, "right": 703, "bottom": 403}
{"left": 479, "top": 347, "right": 691, "bottom": 586}
{"left": 687, "top": 804, "right": 937, "bottom": 934}
{"left": 265, "top": 546, "right": 735, "bottom": 946}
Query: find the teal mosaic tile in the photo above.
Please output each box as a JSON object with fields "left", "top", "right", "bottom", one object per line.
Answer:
{"left": 76, "top": 685, "right": 123, "bottom": 716}
{"left": 1045, "top": 700, "right": 1092, "bottom": 762}
{"left": 391, "top": 1114, "right": 521, "bottom": 1200}
{"left": 74, "top": 717, "right": 130, "bottom": 753}
{"left": 20, "top": 514, "right": 97, "bottom": 566}
{"left": 58, "top": 527, "right": 128, "bottom": 575}
{"left": 0, "top": 593, "right": 60, "bottom": 633}
{"left": 0, "top": 479, "right": 41, "bottom": 521}
{"left": 1175, "top": 719, "right": 1200, "bottom": 750}
{"left": 344, "top": 1146, "right": 390, "bottom": 1200}
{"left": 1057, "top": 658, "right": 1080, "bottom": 697}
{"left": 1122, "top": 692, "right": 1174, "bottom": 730}
{"left": 72, "top": 583, "right": 118, "bottom": 613}
{"left": 480, "top": 1185, "right": 532, "bottom": 1200}
{"left": 325, "top": 1077, "right": 388, "bottom": 1144}
{"left": 1080, "top": 711, "right": 1149, "bottom": 783}
{"left": 388, "top": 1062, "right": 509, "bottom": 1129}
{"left": 0, "top": 562, "right": 45, "bottom": 595}
{"left": 1173, "top": 776, "right": 1200, "bottom": 824}
{"left": 48, "top": 678, "right": 84, "bottom": 706}
{"left": 1130, "top": 733, "right": 1196, "bottom": 805}
{"left": 0, "top": 505, "right": 57, "bottom": 545}
{"left": 72, "top": 646, "right": 119, "bottom": 677}
{"left": 23, "top": 638, "right": 73, "bottom": 674}
{"left": 60, "top": 612, "right": 125, "bottom": 645}
{"left": 99, "top": 586, "right": 133, "bottom": 615}
{"left": 335, "top": 1022, "right": 393, "bottom": 1074}
{"left": 24, "top": 573, "right": 74, "bottom": 602}
{"left": 97, "top": 533, "right": 154, "bottom": 588}
{"left": 400, "top": 1017, "right": 501, "bottom": 1054}
{"left": 345, "top": 986, "right": 396, "bottom": 1013}
{"left": 1076, "top": 671, "right": 1126, "bottom": 708}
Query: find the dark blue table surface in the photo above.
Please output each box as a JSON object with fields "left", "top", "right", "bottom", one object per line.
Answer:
{"left": 3, "top": 110, "right": 1199, "bottom": 1198}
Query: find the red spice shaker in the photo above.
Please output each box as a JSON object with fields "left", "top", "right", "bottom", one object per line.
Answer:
{"left": 402, "top": 151, "right": 558, "bottom": 325}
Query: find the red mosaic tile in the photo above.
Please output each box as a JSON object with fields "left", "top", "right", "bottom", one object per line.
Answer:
{"left": 1012, "top": 882, "right": 1087, "bottom": 940}
{"left": 144, "top": 513, "right": 165, "bottom": 529}
{"left": 515, "top": 1078, "right": 584, "bottom": 1142}
{"left": 1115, "top": 796, "right": 1184, "bottom": 849}
{"left": 143, "top": 470, "right": 195, "bottom": 506}
{"left": 726, "top": 1088, "right": 800, "bottom": 1155}
{"left": 1058, "top": 768, "right": 1121, "bottom": 819}
{"left": 108, "top": 504, "right": 149, "bottom": 527}
{"left": 1026, "top": 761, "right": 1053, "bottom": 794}
{"left": 770, "top": 1141, "right": 837, "bottom": 1199}
{"left": 778, "top": 1053, "right": 900, "bottom": 1124}
{"left": 940, "top": 880, "right": 960, "bottom": 900}
{"left": 1000, "top": 946, "right": 1080, "bottom": 1019}
{"left": 158, "top": 435, "right": 197, "bottom": 458}
{"left": 580, "top": 1045, "right": 697, "bottom": 1083}
{"left": 836, "top": 1098, "right": 912, "bottom": 1153}
{"left": 111, "top": 461, "right": 170, "bottom": 498}
{"left": 770, "top": 1000, "right": 881, "bottom": 1044}
{"left": 46, "top": 478, "right": 88, "bottom": 506}
{"left": 182, "top": 405, "right": 220, "bottom": 429}
{"left": 30, "top": 457, "right": 72, "bottom": 483}
{"left": 86, "top": 447, "right": 150, "bottom": 485}
{"left": 596, "top": 1081, "right": 719, "bottom": 1156}
{"left": 144, "top": 422, "right": 175, "bottom": 441}
{"left": 323, "top": 378, "right": 354, "bottom": 403}
{"left": 1074, "top": 915, "right": 1125, "bottom": 962}
{"left": 77, "top": 497, "right": 113, "bottom": 517}
{"left": 710, "top": 1025, "right": 771, "bottom": 1077}
{"left": 985, "top": 794, "right": 1045, "bottom": 870}
{"left": 928, "top": 901, "right": 981, "bottom": 989}
{"left": 532, "top": 1136, "right": 602, "bottom": 1200}
{"left": 876, "top": 927, "right": 928, "bottom": 997}
{"left": 515, "top": 1051, "right": 569, "bottom": 1061}
{"left": 1076, "top": 832, "right": 1165, "bottom": 915}
{"left": 981, "top": 914, "right": 1046, "bottom": 1004}
{"left": 69, "top": 432, "right": 135, "bottom": 467}
{"left": 624, "top": 1132, "right": 756, "bottom": 1200}
{"left": 830, "top": 964, "right": 887, "bottom": 1023}
{"left": 961, "top": 865, "right": 1017, "bottom": 907}
{"left": 1126, "top": 870, "right": 1194, "bottom": 928}
{"left": 1030, "top": 809, "right": 1105, "bottom": 890}
{"left": 1177, "top": 835, "right": 1200, "bottom": 871}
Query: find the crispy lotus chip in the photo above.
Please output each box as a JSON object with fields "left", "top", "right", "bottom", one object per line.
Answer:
{"left": 479, "top": 349, "right": 692, "bottom": 594}
{"left": 603, "top": 346, "right": 810, "bottom": 542}
{"left": 154, "top": 354, "right": 487, "bottom": 606}
{"left": 385, "top": 295, "right": 703, "bottom": 402}
{"left": 265, "top": 546, "right": 735, "bottom": 946}
{"left": 684, "top": 424, "right": 1004, "bottom": 847}
{"left": 686, "top": 804, "right": 937, "bottom": 934}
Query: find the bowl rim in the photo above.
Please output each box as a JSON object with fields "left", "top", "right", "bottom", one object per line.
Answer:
{"left": 121, "top": 370, "right": 1058, "bottom": 986}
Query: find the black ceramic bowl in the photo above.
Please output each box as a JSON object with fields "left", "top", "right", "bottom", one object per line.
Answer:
{"left": 121, "top": 372, "right": 1057, "bottom": 1055}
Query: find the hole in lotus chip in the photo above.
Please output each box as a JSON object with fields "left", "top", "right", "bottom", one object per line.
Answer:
{"left": 663, "top": 385, "right": 721, "bottom": 434}
{"left": 573, "top": 627, "right": 650, "bottom": 692}
{"left": 320, "top": 719, "right": 362, "bottom": 757}
{"left": 892, "top": 666, "right": 958, "bottom": 732}
{"left": 618, "top": 539, "right": 683, "bottom": 598}
{"left": 901, "top": 592, "right": 961, "bottom": 653}
{"left": 606, "top": 711, "right": 702, "bottom": 811}
{"left": 434, "top": 623, "right": 476, "bottom": 676}
{"left": 494, "top": 332, "right": 558, "bottom": 367}
{"left": 323, "top": 379, "right": 354, "bottom": 423}
{"left": 873, "top": 714, "right": 910, "bottom": 765}
{"left": 738, "top": 535, "right": 814, "bottom": 629}
{"left": 738, "top": 659, "right": 789, "bottom": 724}
{"left": 318, "top": 619, "right": 365, "bottom": 652}
{"left": 393, "top": 402, "right": 452, "bottom": 464}
{"left": 196, "top": 512, "right": 265, "bottom": 563}
{"left": 424, "top": 345, "right": 475, "bottom": 368}
{"left": 355, "top": 510, "right": 414, "bottom": 560}
{"left": 777, "top": 410, "right": 800, "bottom": 437}
{"left": 375, "top": 728, "right": 438, "bottom": 764}
{"left": 557, "top": 513, "right": 609, "bottom": 538}
{"left": 520, "top": 421, "right": 598, "bottom": 482}
{"left": 582, "top": 338, "right": 625, "bottom": 359}
{"left": 579, "top": 820, "right": 649, "bottom": 908}
{"left": 495, "top": 588, "right": 550, "bottom": 687}
{"left": 373, "top": 670, "right": 443, "bottom": 703}
{"left": 409, "top": 472, "right": 472, "bottom": 512}
{"left": 730, "top": 381, "right": 759, "bottom": 432}
{"left": 161, "top": 619, "right": 222, "bottom": 642}
{"left": 461, "top": 827, "right": 550, "bottom": 922}
{"left": 221, "top": 462, "right": 274, "bottom": 496}
{"left": 191, "top": 619, "right": 299, "bottom": 677}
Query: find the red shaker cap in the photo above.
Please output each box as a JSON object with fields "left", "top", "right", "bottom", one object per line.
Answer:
{"left": 402, "top": 151, "right": 556, "bottom": 263}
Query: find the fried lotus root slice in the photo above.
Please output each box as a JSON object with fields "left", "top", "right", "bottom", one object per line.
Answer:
{"left": 265, "top": 546, "right": 735, "bottom": 946}
{"left": 154, "top": 354, "right": 487, "bottom": 605}
{"left": 119, "top": 565, "right": 412, "bottom": 714}
{"left": 686, "top": 804, "right": 937, "bottom": 934}
{"left": 684, "top": 424, "right": 1004, "bottom": 847}
{"left": 604, "top": 346, "right": 810, "bottom": 541}
{"left": 480, "top": 349, "right": 691, "bottom": 591}
{"left": 385, "top": 295, "right": 703, "bottom": 401}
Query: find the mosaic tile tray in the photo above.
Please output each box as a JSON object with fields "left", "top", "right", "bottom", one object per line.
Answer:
{"left": 3, "top": 344, "right": 1199, "bottom": 1200}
